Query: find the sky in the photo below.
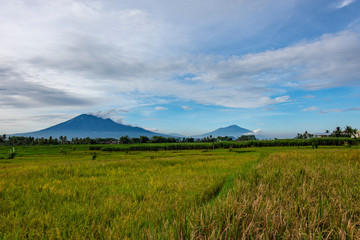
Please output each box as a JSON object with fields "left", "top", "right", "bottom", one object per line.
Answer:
{"left": 0, "top": 0, "right": 360, "bottom": 138}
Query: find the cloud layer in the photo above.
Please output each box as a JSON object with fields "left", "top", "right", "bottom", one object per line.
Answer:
{"left": 0, "top": 0, "right": 359, "bottom": 134}
{"left": 1, "top": 0, "right": 359, "bottom": 111}
{"left": 0, "top": 64, "right": 91, "bottom": 108}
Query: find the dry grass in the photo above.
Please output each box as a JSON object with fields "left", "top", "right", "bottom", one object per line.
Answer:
{"left": 1, "top": 147, "right": 360, "bottom": 239}
{"left": 0, "top": 148, "right": 257, "bottom": 239}
{"left": 190, "top": 149, "right": 360, "bottom": 239}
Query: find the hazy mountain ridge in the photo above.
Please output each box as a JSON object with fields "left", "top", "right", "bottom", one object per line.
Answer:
{"left": 13, "top": 114, "right": 255, "bottom": 139}
{"left": 192, "top": 125, "right": 253, "bottom": 139}
{"left": 13, "top": 114, "right": 166, "bottom": 139}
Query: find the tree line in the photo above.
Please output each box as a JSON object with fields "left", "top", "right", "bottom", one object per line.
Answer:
{"left": 0, "top": 134, "right": 257, "bottom": 146}
{"left": 0, "top": 135, "right": 116, "bottom": 146}
{"left": 1, "top": 124, "right": 358, "bottom": 147}
{"left": 295, "top": 126, "right": 358, "bottom": 139}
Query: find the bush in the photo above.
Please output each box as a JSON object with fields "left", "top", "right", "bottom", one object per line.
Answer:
{"left": 7, "top": 147, "right": 16, "bottom": 159}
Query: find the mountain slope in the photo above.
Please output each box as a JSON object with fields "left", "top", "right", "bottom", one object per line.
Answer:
{"left": 14, "top": 114, "right": 165, "bottom": 139}
{"left": 193, "top": 125, "right": 253, "bottom": 139}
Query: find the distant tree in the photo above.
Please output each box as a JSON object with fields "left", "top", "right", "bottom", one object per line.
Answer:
{"left": 71, "top": 137, "right": 79, "bottom": 144}
{"left": 295, "top": 133, "right": 304, "bottom": 139}
{"left": 332, "top": 126, "right": 342, "bottom": 137}
{"left": 119, "top": 136, "right": 130, "bottom": 144}
{"left": 85, "top": 137, "right": 91, "bottom": 144}
{"left": 59, "top": 136, "right": 68, "bottom": 144}
{"left": 344, "top": 126, "right": 354, "bottom": 138}
{"left": 139, "top": 136, "right": 149, "bottom": 143}
{"left": 237, "top": 135, "right": 257, "bottom": 141}
{"left": 167, "top": 137, "right": 177, "bottom": 143}
{"left": 295, "top": 131, "right": 313, "bottom": 139}
{"left": 352, "top": 128, "right": 359, "bottom": 138}
{"left": 149, "top": 136, "right": 174, "bottom": 143}
{"left": 199, "top": 135, "right": 216, "bottom": 142}
{"left": 217, "top": 136, "right": 233, "bottom": 141}
{"left": 354, "top": 128, "right": 359, "bottom": 138}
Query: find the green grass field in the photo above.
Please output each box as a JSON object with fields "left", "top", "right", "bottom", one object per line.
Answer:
{"left": 1, "top": 145, "right": 359, "bottom": 239}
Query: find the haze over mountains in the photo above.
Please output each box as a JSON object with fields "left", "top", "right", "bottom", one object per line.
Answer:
{"left": 13, "top": 114, "right": 256, "bottom": 139}
{"left": 192, "top": 125, "right": 253, "bottom": 139}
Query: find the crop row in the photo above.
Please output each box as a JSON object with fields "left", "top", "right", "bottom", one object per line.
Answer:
{"left": 97, "top": 138, "right": 359, "bottom": 152}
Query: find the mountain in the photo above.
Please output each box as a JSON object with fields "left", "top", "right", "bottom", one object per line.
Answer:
{"left": 13, "top": 114, "right": 166, "bottom": 139}
{"left": 192, "top": 125, "right": 253, "bottom": 139}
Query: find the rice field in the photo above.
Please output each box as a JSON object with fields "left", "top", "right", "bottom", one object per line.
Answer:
{"left": 0, "top": 145, "right": 359, "bottom": 239}
{"left": 192, "top": 149, "right": 360, "bottom": 239}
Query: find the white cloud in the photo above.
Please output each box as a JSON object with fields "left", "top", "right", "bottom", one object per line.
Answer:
{"left": 155, "top": 107, "right": 168, "bottom": 111}
{"left": 0, "top": 0, "right": 301, "bottom": 110}
{"left": 302, "top": 106, "right": 319, "bottom": 112}
{"left": 0, "top": 110, "right": 78, "bottom": 134}
{"left": 91, "top": 109, "right": 128, "bottom": 123}
{"left": 197, "top": 31, "right": 360, "bottom": 90}
{"left": 273, "top": 96, "right": 290, "bottom": 104}
{"left": 1, "top": 1, "right": 359, "bottom": 109}
{"left": 144, "top": 128, "right": 159, "bottom": 132}
{"left": 320, "top": 107, "right": 360, "bottom": 113}
{"left": 253, "top": 129, "right": 262, "bottom": 133}
{"left": 1, "top": 0, "right": 360, "bottom": 132}
{"left": 3, "top": 29, "right": 359, "bottom": 110}
{"left": 181, "top": 106, "right": 193, "bottom": 110}
{"left": 336, "top": 0, "right": 357, "bottom": 8}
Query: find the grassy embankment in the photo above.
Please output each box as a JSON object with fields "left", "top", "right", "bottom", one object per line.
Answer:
{"left": 0, "top": 145, "right": 359, "bottom": 239}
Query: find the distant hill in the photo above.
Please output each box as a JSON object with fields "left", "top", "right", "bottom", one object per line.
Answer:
{"left": 13, "top": 114, "right": 167, "bottom": 139}
{"left": 12, "top": 114, "right": 257, "bottom": 140}
{"left": 192, "top": 125, "right": 253, "bottom": 139}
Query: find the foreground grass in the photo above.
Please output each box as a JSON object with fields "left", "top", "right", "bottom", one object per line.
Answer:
{"left": 0, "top": 148, "right": 259, "bottom": 239}
{"left": 0, "top": 146, "right": 360, "bottom": 239}
{"left": 192, "top": 149, "right": 360, "bottom": 239}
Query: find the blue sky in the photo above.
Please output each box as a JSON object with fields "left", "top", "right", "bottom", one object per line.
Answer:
{"left": 0, "top": 0, "right": 359, "bottom": 138}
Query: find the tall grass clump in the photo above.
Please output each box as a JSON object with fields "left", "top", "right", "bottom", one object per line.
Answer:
{"left": 7, "top": 147, "right": 16, "bottom": 159}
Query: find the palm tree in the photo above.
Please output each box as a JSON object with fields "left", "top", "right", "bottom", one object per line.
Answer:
{"left": 344, "top": 126, "right": 353, "bottom": 137}
{"left": 332, "top": 126, "right": 342, "bottom": 137}
{"left": 354, "top": 128, "right": 359, "bottom": 138}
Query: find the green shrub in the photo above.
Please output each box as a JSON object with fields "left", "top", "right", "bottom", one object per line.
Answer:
{"left": 7, "top": 147, "right": 16, "bottom": 159}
